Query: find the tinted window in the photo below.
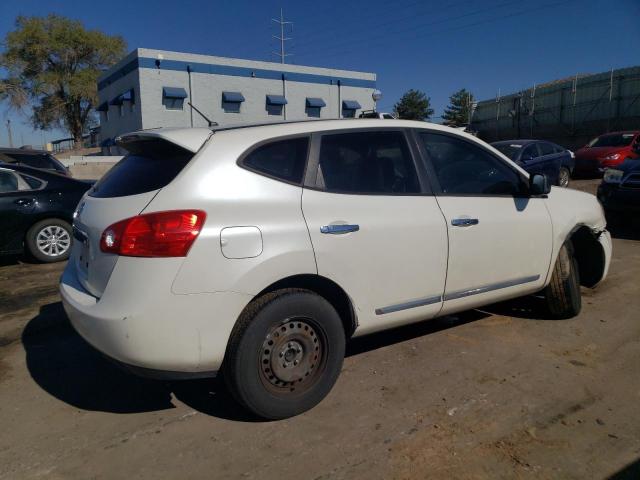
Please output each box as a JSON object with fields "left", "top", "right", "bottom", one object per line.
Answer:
{"left": 3, "top": 153, "right": 60, "bottom": 171}
{"left": 0, "top": 171, "right": 18, "bottom": 193}
{"left": 521, "top": 144, "right": 538, "bottom": 160}
{"left": 538, "top": 142, "right": 555, "bottom": 156}
{"left": 553, "top": 144, "right": 565, "bottom": 154}
{"left": 90, "top": 139, "right": 193, "bottom": 198}
{"left": 588, "top": 133, "right": 635, "bottom": 147}
{"left": 243, "top": 137, "right": 309, "bottom": 184}
{"left": 419, "top": 132, "right": 524, "bottom": 195}
{"left": 20, "top": 174, "right": 44, "bottom": 190}
{"left": 492, "top": 143, "right": 523, "bottom": 160}
{"left": 317, "top": 131, "right": 420, "bottom": 194}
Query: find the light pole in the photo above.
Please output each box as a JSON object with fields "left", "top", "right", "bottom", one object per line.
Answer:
{"left": 372, "top": 89, "right": 382, "bottom": 112}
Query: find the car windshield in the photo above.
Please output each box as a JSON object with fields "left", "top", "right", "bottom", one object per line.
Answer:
{"left": 588, "top": 133, "right": 635, "bottom": 148}
{"left": 492, "top": 143, "right": 523, "bottom": 160}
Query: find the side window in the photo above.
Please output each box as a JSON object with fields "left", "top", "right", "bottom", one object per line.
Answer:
{"left": 0, "top": 171, "right": 19, "bottom": 193}
{"left": 242, "top": 137, "right": 309, "bottom": 184}
{"left": 316, "top": 131, "right": 420, "bottom": 194}
{"left": 538, "top": 142, "right": 555, "bottom": 156}
{"left": 553, "top": 144, "right": 564, "bottom": 154}
{"left": 419, "top": 132, "right": 525, "bottom": 196}
{"left": 20, "top": 174, "right": 45, "bottom": 190}
{"left": 521, "top": 145, "right": 537, "bottom": 160}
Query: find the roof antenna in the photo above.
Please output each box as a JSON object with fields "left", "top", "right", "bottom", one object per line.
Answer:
{"left": 187, "top": 102, "right": 218, "bottom": 127}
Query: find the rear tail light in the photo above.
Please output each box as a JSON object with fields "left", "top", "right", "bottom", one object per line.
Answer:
{"left": 100, "top": 210, "right": 206, "bottom": 257}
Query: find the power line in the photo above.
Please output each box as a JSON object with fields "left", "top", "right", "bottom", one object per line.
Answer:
{"left": 292, "top": 0, "right": 479, "bottom": 51}
{"left": 297, "top": 0, "right": 524, "bottom": 59}
{"left": 299, "top": 0, "right": 576, "bottom": 62}
{"left": 271, "top": 8, "right": 293, "bottom": 64}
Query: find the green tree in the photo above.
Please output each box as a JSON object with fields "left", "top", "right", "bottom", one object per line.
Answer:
{"left": 442, "top": 88, "right": 475, "bottom": 127}
{"left": 393, "top": 89, "right": 434, "bottom": 121}
{"left": 0, "top": 15, "right": 126, "bottom": 145}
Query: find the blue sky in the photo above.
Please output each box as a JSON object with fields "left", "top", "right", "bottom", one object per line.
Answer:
{"left": 1, "top": 0, "right": 638, "bottom": 147}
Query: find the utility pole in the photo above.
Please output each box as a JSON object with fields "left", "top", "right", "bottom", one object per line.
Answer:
{"left": 6, "top": 120, "right": 13, "bottom": 148}
{"left": 272, "top": 8, "right": 293, "bottom": 64}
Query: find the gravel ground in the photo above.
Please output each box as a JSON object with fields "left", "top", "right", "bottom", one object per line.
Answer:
{"left": 1, "top": 179, "right": 639, "bottom": 480}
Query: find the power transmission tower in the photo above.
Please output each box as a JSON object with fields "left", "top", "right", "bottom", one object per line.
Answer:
{"left": 272, "top": 8, "right": 293, "bottom": 64}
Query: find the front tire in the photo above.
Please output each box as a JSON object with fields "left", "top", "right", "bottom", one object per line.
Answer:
{"left": 545, "top": 242, "right": 581, "bottom": 319}
{"left": 25, "top": 219, "right": 72, "bottom": 263}
{"left": 224, "top": 289, "right": 345, "bottom": 420}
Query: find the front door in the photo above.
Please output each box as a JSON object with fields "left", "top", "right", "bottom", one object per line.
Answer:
{"left": 416, "top": 131, "right": 553, "bottom": 315}
{"left": 302, "top": 129, "right": 448, "bottom": 335}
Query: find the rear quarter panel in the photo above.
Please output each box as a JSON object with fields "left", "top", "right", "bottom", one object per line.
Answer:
{"left": 145, "top": 129, "right": 318, "bottom": 296}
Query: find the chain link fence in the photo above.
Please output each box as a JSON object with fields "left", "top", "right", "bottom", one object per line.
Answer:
{"left": 470, "top": 66, "right": 640, "bottom": 149}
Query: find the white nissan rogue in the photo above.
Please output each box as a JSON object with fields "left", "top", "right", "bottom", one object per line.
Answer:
{"left": 60, "top": 120, "right": 611, "bottom": 419}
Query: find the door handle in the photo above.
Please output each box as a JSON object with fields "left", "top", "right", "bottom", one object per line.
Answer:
{"left": 14, "top": 198, "right": 34, "bottom": 207}
{"left": 320, "top": 224, "right": 360, "bottom": 234}
{"left": 451, "top": 218, "right": 479, "bottom": 227}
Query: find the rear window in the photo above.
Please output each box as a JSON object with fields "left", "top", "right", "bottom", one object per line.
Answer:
{"left": 89, "top": 139, "right": 194, "bottom": 198}
{"left": 0, "top": 152, "right": 63, "bottom": 172}
{"left": 589, "top": 133, "right": 635, "bottom": 148}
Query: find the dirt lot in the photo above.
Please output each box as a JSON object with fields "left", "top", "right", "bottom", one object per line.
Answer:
{"left": 1, "top": 180, "right": 639, "bottom": 479}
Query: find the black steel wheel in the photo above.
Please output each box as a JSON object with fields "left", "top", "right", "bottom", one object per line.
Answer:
{"left": 224, "top": 289, "right": 345, "bottom": 420}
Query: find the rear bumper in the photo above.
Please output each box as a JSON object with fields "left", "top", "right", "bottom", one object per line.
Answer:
{"left": 60, "top": 258, "right": 252, "bottom": 377}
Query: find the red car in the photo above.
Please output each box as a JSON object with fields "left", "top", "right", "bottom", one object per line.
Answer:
{"left": 574, "top": 131, "right": 640, "bottom": 175}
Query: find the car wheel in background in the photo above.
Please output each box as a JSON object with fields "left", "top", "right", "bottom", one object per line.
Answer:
{"left": 26, "top": 219, "right": 73, "bottom": 263}
{"left": 224, "top": 289, "right": 345, "bottom": 420}
{"left": 545, "top": 242, "right": 581, "bottom": 319}
{"left": 558, "top": 167, "right": 571, "bottom": 188}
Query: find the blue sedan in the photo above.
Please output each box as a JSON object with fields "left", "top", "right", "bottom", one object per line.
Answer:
{"left": 491, "top": 140, "right": 575, "bottom": 187}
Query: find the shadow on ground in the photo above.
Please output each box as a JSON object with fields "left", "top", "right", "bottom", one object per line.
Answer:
{"left": 0, "top": 254, "right": 24, "bottom": 267}
{"left": 22, "top": 296, "right": 549, "bottom": 421}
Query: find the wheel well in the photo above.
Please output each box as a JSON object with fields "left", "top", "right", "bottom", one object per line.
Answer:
{"left": 254, "top": 274, "right": 357, "bottom": 337}
{"left": 569, "top": 226, "right": 605, "bottom": 288}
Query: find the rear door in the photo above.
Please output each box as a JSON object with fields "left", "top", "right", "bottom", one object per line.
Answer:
{"left": 72, "top": 137, "right": 201, "bottom": 298}
{"left": 0, "top": 169, "right": 37, "bottom": 252}
{"left": 301, "top": 129, "right": 448, "bottom": 334}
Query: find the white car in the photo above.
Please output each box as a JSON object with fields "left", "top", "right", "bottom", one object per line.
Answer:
{"left": 60, "top": 120, "right": 612, "bottom": 419}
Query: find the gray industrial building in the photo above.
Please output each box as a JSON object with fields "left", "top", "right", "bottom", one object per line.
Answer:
{"left": 97, "top": 48, "right": 377, "bottom": 152}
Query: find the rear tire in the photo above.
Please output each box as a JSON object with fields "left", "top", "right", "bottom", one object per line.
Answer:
{"left": 545, "top": 242, "right": 581, "bottom": 319}
{"left": 224, "top": 289, "right": 345, "bottom": 420}
{"left": 25, "top": 219, "right": 72, "bottom": 263}
{"left": 558, "top": 167, "right": 571, "bottom": 187}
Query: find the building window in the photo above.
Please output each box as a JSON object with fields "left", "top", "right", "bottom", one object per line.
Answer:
{"left": 162, "top": 87, "right": 188, "bottom": 110}
{"left": 305, "top": 97, "right": 326, "bottom": 118}
{"left": 97, "top": 102, "right": 108, "bottom": 122}
{"left": 122, "top": 89, "right": 135, "bottom": 113}
{"left": 342, "top": 100, "right": 361, "bottom": 118}
{"left": 266, "top": 94, "right": 287, "bottom": 116}
{"left": 222, "top": 91, "right": 245, "bottom": 113}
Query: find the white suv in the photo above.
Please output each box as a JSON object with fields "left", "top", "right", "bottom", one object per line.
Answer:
{"left": 60, "top": 120, "right": 611, "bottom": 419}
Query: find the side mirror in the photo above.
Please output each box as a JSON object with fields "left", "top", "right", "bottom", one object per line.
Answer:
{"left": 529, "top": 173, "right": 551, "bottom": 195}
